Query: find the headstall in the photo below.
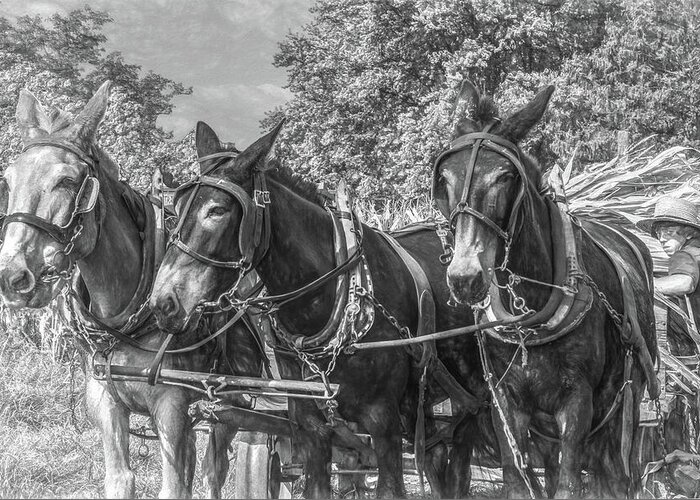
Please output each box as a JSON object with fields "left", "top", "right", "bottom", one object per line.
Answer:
{"left": 431, "top": 125, "right": 536, "bottom": 256}
{"left": 168, "top": 152, "right": 270, "bottom": 279}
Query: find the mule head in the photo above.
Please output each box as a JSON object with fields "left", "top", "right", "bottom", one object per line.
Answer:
{"left": 0, "top": 82, "right": 110, "bottom": 308}
{"left": 433, "top": 80, "right": 554, "bottom": 305}
{"left": 150, "top": 120, "right": 284, "bottom": 334}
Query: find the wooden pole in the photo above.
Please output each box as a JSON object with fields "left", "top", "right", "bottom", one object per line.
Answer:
{"left": 349, "top": 315, "right": 526, "bottom": 351}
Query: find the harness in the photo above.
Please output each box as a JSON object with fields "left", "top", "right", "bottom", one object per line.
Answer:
{"left": 432, "top": 126, "right": 530, "bottom": 246}
{"left": 433, "top": 127, "right": 590, "bottom": 340}
{"left": 432, "top": 125, "right": 661, "bottom": 493}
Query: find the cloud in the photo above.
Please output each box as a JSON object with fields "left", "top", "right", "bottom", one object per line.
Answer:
{"left": 3, "top": 0, "right": 311, "bottom": 146}
{"left": 160, "top": 82, "right": 292, "bottom": 145}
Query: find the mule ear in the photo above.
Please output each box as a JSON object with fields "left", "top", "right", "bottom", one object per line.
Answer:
{"left": 452, "top": 79, "right": 480, "bottom": 139}
{"left": 498, "top": 85, "right": 555, "bottom": 144}
{"left": 65, "top": 81, "right": 111, "bottom": 150}
{"left": 15, "top": 89, "right": 50, "bottom": 143}
{"left": 237, "top": 118, "right": 286, "bottom": 173}
{"left": 196, "top": 121, "right": 222, "bottom": 164}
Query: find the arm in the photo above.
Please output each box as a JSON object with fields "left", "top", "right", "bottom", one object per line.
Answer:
{"left": 658, "top": 249, "right": 700, "bottom": 296}
{"left": 655, "top": 274, "right": 696, "bottom": 295}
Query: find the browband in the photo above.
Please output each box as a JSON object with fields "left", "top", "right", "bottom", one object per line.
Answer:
{"left": 22, "top": 138, "right": 95, "bottom": 168}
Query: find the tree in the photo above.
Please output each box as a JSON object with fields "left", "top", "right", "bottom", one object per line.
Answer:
{"left": 0, "top": 6, "right": 195, "bottom": 191}
{"left": 503, "top": 0, "right": 700, "bottom": 164}
{"left": 271, "top": 0, "right": 700, "bottom": 199}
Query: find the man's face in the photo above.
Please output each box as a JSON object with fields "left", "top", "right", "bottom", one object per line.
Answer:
{"left": 655, "top": 224, "right": 687, "bottom": 256}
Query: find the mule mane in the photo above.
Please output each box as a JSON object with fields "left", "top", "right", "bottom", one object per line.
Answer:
{"left": 220, "top": 157, "right": 324, "bottom": 207}
{"left": 92, "top": 145, "right": 120, "bottom": 180}
{"left": 462, "top": 94, "right": 544, "bottom": 190}
{"left": 472, "top": 95, "right": 499, "bottom": 127}
{"left": 266, "top": 161, "right": 325, "bottom": 206}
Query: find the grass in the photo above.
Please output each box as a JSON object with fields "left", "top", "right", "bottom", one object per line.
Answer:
{"left": 0, "top": 307, "right": 246, "bottom": 499}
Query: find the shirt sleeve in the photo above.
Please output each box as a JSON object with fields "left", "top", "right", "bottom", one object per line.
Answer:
{"left": 668, "top": 250, "right": 700, "bottom": 290}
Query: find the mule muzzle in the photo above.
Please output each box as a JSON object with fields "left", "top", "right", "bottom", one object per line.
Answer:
{"left": 150, "top": 290, "right": 189, "bottom": 334}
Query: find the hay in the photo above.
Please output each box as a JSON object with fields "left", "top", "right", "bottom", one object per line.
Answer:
{"left": 562, "top": 137, "right": 700, "bottom": 274}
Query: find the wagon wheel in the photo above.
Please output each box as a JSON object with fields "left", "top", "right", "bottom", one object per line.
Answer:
{"left": 233, "top": 431, "right": 292, "bottom": 499}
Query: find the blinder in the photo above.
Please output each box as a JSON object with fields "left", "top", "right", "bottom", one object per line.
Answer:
{"left": 431, "top": 128, "right": 532, "bottom": 243}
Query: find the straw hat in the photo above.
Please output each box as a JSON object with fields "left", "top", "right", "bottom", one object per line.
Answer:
{"left": 637, "top": 196, "right": 700, "bottom": 234}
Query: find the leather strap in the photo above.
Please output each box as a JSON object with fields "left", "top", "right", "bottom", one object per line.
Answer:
{"left": 22, "top": 138, "right": 95, "bottom": 168}
{"left": 2, "top": 212, "right": 71, "bottom": 243}
{"left": 103, "top": 350, "right": 129, "bottom": 411}
{"left": 146, "top": 333, "right": 173, "bottom": 386}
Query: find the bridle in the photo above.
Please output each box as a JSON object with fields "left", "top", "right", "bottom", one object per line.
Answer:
{"left": 168, "top": 152, "right": 366, "bottom": 320}
{"left": 431, "top": 125, "right": 536, "bottom": 264}
{"left": 1, "top": 137, "right": 101, "bottom": 281}
{"left": 168, "top": 152, "right": 271, "bottom": 302}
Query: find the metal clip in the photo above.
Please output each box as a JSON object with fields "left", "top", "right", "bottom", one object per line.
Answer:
{"left": 439, "top": 248, "right": 453, "bottom": 265}
{"left": 254, "top": 190, "right": 271, "bottom": 207}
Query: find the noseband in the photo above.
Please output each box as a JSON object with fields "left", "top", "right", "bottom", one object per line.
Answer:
{"left": 432, "top": 126, "right": 534, "bottom": 249}
{"left": 168, "top": 153, "right": 270, "bottom": 274}
{"left": 2, "top": 138, "right": 101, "bottom": 278}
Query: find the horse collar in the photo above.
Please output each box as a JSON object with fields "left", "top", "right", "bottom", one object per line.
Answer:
{"left": 270, "top": 205, "right": 375, "bottom": 359}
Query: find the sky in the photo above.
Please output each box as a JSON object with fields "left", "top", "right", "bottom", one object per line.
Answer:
{"left": 0, "top": 0, "right": 314, "bottom": 147}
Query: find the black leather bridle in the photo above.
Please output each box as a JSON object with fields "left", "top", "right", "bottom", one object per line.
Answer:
{"left": 1, "top": 138, "right": 101, "bottom": 276}
{"left": 168, "top": 152, "right": 271, "bottom": 272}
{"left": 431, "top": 126, "right": 535, "bottom": 249}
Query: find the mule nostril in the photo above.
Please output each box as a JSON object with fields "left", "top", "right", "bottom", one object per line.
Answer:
{"left": 448, "top": 270, "right": 488, "bottom": 302}
{"left": 157, "top": 292, "right": 180, "bottom": 319}
{"left": 10, "top": 269, "right": 35, "bottom": 294}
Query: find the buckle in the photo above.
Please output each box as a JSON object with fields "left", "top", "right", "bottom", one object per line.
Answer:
{"left": 254, "top": 190, "right": 271, "bottom": 208}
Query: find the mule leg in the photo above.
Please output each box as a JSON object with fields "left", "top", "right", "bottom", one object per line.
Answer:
{"left": 425, "top": 440, "right": 448, "bottom": 498}
{"left": 490, "top": 404, "right": 541, "bottom": 499}
{"left": 85, "top": 377, "right": 134, "bottom": 499}
{"left": 554, "top": 385, "right": 593, "bottom": 498}
{"left": 201, "top": 422, "right": 238, "bottom": 498}
{"left": 445, "top": 415, "right": 477, "bottom": 497}
{"left": 359, "top": 400, "right": 406, "bottom": 498}
{"left": 289, "top": 399, "right": 333, "bottom": 499}
{"left": 150, "top": 392, "right": 197, "bottom": 498}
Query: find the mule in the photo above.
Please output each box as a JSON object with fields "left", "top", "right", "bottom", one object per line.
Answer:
{"left": 0, "top": 82, "right": 264, "bottom": 498}
{"left": 433, "top": 81, "right": 657, "bottom": 498}
{"left": 149, "top": 120, "right": 503, "bottom": 498}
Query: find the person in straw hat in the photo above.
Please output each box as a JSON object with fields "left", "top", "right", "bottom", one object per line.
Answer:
{"left": 638, "top": 195, "right": 700, "bottom": 456}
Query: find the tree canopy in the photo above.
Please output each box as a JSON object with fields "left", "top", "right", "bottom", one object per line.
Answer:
{"left": 270, "top": 0, "right": 700, "bottom": 199}
{"left": 0, "top": 6, "right": 196, "bottom": 191}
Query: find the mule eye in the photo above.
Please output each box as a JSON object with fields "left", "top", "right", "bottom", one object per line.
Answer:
{"left": 207, "top": 206, "right": 228, "bottom": 218}
{"left": 497, "top": 172, "right": 516, "bottom": 183}
{"left": 56, "top": 177, "right": 79, "bottom": 190}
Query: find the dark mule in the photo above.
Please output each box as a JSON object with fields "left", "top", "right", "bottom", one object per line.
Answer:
{"left": 0, "top": 83, "right": 263, "bottom": 498}
{"left": 433, "top": 81, "right": 657, "bottom": 498}
{"left": 149, "top": 121, "right": 497, "bottom": 498}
